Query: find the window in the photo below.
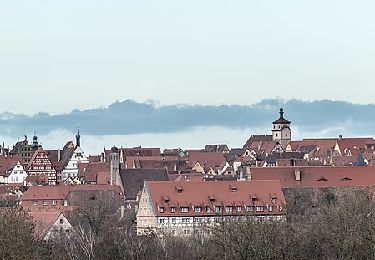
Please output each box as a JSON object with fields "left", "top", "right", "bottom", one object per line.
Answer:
{"left": 226, "top": 206, "right": 233, "bottom": 213}
{"left": 171, "top": 217, "right": 176, "bottom": 224}
{"left": 32, "top": 201, "right": 38, "bottom": 206}
{"left": 60, "top": 219, "right": 64, "bottom": 224}
{"left": 237, "top": 206, "right": 242, "bottom": 212}
{"left": 205, "top": 206, "right": 211, "bottom": 212}
{"left": 184, "top": 229, "right": 190, "bottom": 235}
{"left": 268, "top": 206, "right": 273, "bottom": 212}
{"left": 52, "top": 200, "right": 57, "bottom": 206}
{"left": 181, "top": 207, "right": 189, "bottom": 213}
{"left": 194, "top": 207, "right": 201, "bottom": 213}
{"left": 182, "top": 217, "right": 190, "bottom": 224}
{"left": 215, "top": 206, "right": 222, "bottom": 213}
{"left": 170, "top": 207, "right": 176, "bottom": 213}
{"left": 43, "top": 201, "right": 48, "bottom": 206}
{"left": 159, "top": 207, "right": 165, "bottom": 213}
{"left": 256, "top": 206, "right": 264, "bottom": 212}
{"left": 159, "top": 218, "right": 165, "bottom": 224}
{"left": 194, "top": 217, "right": 202, "bottom": 223}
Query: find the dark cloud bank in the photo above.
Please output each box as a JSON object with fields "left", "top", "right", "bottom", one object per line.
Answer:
{"left": 0, "top": 99, "right": 373, "bottom": 137}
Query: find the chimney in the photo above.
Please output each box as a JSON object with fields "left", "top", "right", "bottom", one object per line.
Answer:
{"left": 294, "top": 170, "right": 301, "bottom": 181}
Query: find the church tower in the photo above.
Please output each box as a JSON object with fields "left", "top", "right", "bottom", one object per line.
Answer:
{"left": 272, "top": 108, "right": 291, "bottom": 148}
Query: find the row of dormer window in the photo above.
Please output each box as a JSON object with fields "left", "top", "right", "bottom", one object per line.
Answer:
{"left": 159, "top": 205, "right": 273, "bottom": 214}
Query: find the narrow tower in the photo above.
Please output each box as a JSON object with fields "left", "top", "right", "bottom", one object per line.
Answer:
{"left": 272, "top": 108, "right": 292, "bottom": 148}
{"left": 110, "top": 146, "right": 120, "bottom": 186}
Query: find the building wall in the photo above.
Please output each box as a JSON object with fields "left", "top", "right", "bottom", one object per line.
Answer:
{"left": 155, "top": 215, "right": 286, "bottom": 236}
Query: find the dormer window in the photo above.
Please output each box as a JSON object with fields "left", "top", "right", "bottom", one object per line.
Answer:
{"left": 205, "top": 206, "right": 211, "bottom": 212}
{"left": 256, "top": 206, "right": 264, "bottom": 212}
{"left": 215, "top": 206, "right": 222, "bottom": 213}
{"left": 159, "top": 207, "right": 165, "bottom": 213}
{"left": 237, "top": 206, "right": 242, "bottom": 212}
{"left": 194, "top": 207, "right": 201, "bottom": 213}
{"left": 246, "top": 206, "right": 253, "bottom": 212}
{"left": 230, "top": 185, "right": 237, "bottom": 192}
{"left": 181, "top": 207, "right": 189, "bottom": 213}
{"left": 171, "top": 207, "right": 176, "bottom": 213}
{"left": 176, "top": 185, "right": 183, "bottom": 193}
{"left": 163, "top": 196, "right": 170, "bottom": 202}
{"left": 225, "top": 206, "right": 233, "bottom": 213}
{"left": 251, "top": 194, "right": 257, "bottom": 201}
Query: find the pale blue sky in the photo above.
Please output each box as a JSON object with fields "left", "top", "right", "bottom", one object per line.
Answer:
{"left": 1, "top": 0, "right": 375, "bottom": 115}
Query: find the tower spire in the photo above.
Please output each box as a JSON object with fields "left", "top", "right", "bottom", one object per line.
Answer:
{"left": 76, "top": 127, "right": 81, "bottom": 147}
{"left": 279, "top": 107, "right": 284, "bottom": 119}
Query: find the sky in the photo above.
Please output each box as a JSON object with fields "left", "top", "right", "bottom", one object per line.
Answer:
{"left": 1, "top": 0, "right": 375, "bottom": 115}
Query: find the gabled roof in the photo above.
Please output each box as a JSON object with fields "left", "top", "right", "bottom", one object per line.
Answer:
{"left": 119, "top": 168, "right": 169, "bottom": 200}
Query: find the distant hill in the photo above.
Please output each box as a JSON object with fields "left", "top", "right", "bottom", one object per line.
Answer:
{"left": 1, "top": 99, "right": 374, "bottom": 137}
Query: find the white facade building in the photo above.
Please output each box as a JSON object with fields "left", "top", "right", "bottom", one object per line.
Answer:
{"left": 6, "top": 161, "right": 28, "bottom": 185}
{"left": 62, "top": 130, "right": 89, "bottom": 181}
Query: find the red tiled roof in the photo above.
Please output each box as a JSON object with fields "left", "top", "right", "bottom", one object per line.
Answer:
{"left": 250, "top": 166, "right": 375, "bottom": 188}
{"left": 79, "top": 162, "right": 110, "bottom": 184}
{"left": 337, "top": 138, "right": 375, "bottom": 154}
{"left": 186, "top": 151, "right": 227, "bottom": 171}
{"left": 0, "top": 155, "right": 22, "bottom": 176}
{"left": 146, "top": 180, "right": 286, "bottom": 217}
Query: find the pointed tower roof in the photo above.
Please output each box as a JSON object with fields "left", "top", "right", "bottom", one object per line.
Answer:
{"left": 273, "top": 108, "right": 291, "bottom": 124}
